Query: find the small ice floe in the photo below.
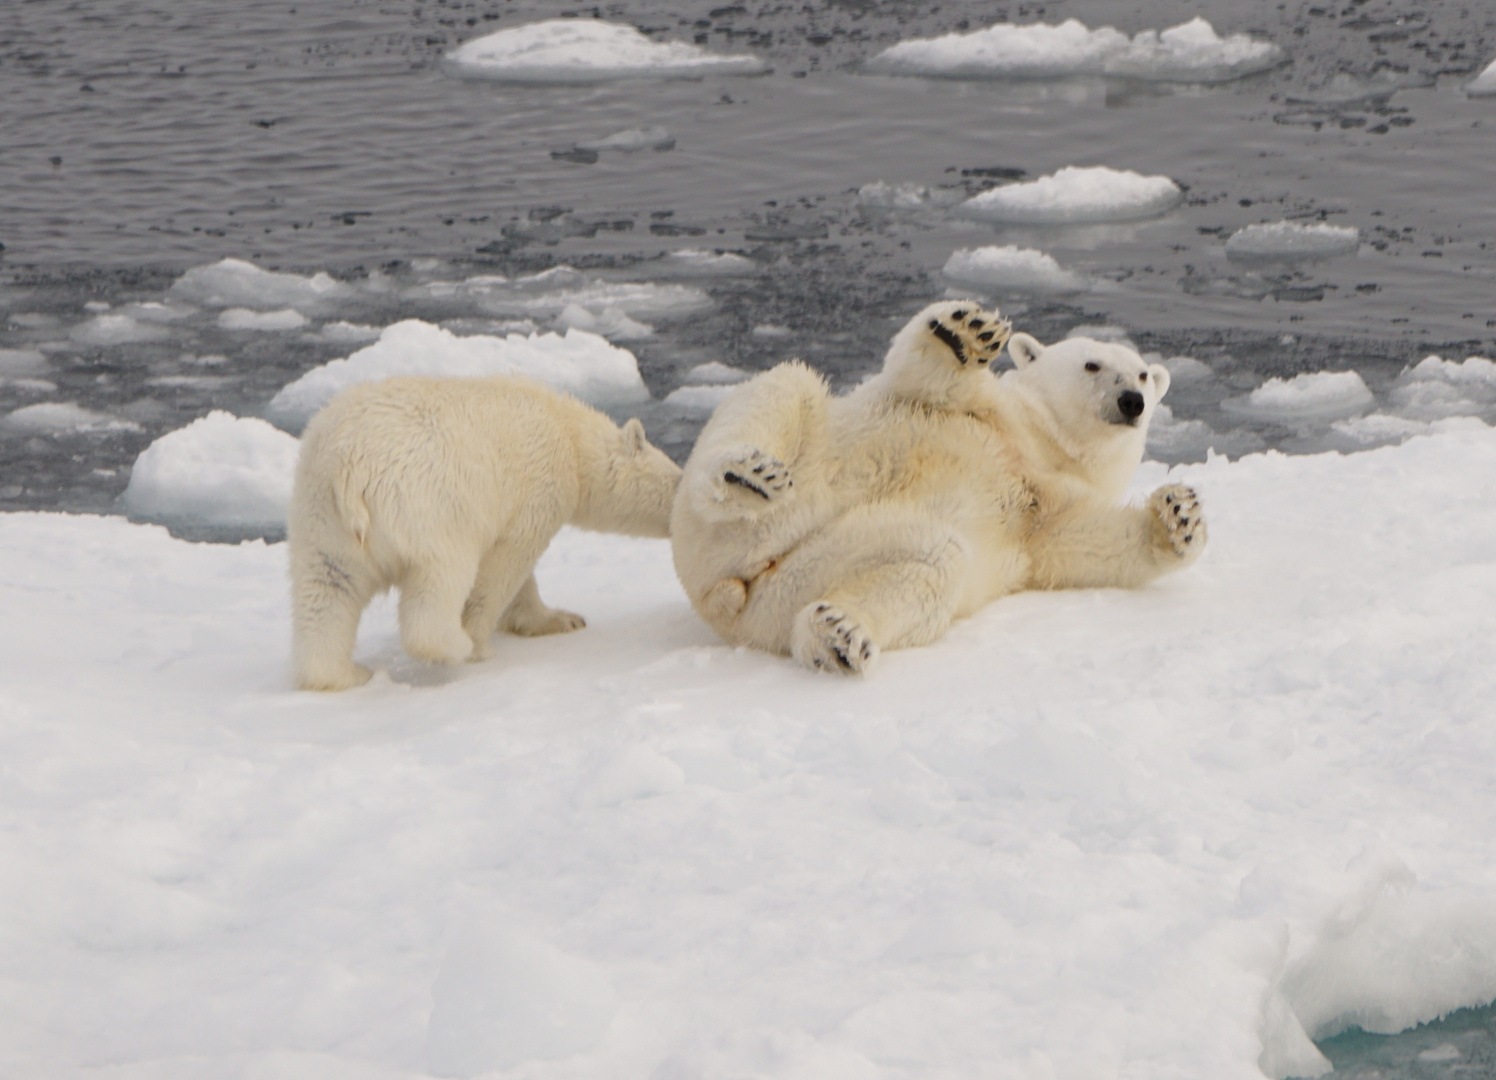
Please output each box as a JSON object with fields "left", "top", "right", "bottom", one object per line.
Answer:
{"left": 1221, "top": 371, "right": 1375, "bottom": 424}
{"left": 683, "top": 361, "right": 750, "bottom": 385}
{"left": 218, "top": 307, "right": 310, "bottom": 332}
{"left": 445, "top": 19, "right": 766, "bottom": 83}
{"left": 1157, "top": 354, "right": 1215, "bottom": 386}
{"left": 265, "top": 319, "right": 650, "bottom": 432}
{"left": 1146, "top": 404, "right": 1266, "bottom": 461}
{"left": 308, "top": 321, "right": 384, "bottom": 344}
{"left": 1467, "top": 57, "right": 1496, "bottom": 98}
{"left": 0, "top": 348, "right": 47, "bottom": 375}
{"left": 69, "top": 313, "right": 172, "bottom": 347}
{"left": 662, "top": 384, "right": 736, "bottom": 416}
{"left": 858, "top": 181, "right": 935, "bottom": 210}
{"left": 865, "top": 17, "right": 1284, "bottom": 84}
{"left": 958, "top": 166, "right": 1182, "bottom": 224}
{"left": 654, "top": 249, "right": 758, "bottom": 277}
{"left": 119, "top": 301, "right": 194, "bottom": 324}
{"left": 576, "top": 125, "right": 676, "bottom": 152}
{"left": 406, "top": 266, "right": 713, "bottom": 326}
{"left": 942, "top": 245, "right": 1089, "bottom": 293}
{"left": 2, "top": 402, "right": 142, "bottom": 435}
{"left": 1225, "top": 221, "right": 1360, "bottom": 261}
{"left": 553, "top": 303, "right": 653, "bottom": 342}
{"left": 121, "top": 411, "right": 299, "bottom": 535}
{"left": 751, "top": 324, "right": 792, "bottom": 339}
{"left": 168, "top": 258, "right": 354, "bottom": 315}
{"left": 1386, "top": 355, "right": 1496, "bottom": 421}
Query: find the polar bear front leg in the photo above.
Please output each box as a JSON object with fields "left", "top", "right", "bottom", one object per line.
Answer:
{"left": 1027, "top": 484, "right": 1208, "bottom": 590}
{"left": 918, "top": 301, "right": 1012, "bottom": 370}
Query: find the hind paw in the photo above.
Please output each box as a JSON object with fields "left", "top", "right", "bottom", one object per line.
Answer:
{"left": 717, "top": 447, "right": 793, "bottom": 504}
{"left": 1150, "top": 483, "right": 1207, "bottom": 562}
{"left": 792, "top": 601, "right": 879, "bottom": 676}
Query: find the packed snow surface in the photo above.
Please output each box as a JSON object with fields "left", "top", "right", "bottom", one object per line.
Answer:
{"left": 120, "top": 411, "right": 300, "bottom": 534}
{"left": 959, "top": 166, "right": 1183, "bottom": 224}
{"left": 1468, "top": 57, "right": 1496, "bottom": 97}
{"left": 1226, "top": 221, "right": 1362, "bottom": 260}
{"left": 942, "top": 245, "right": 1089, "bottom": 293}
{"left": 1223, "top": 371, "right": 1376, "bottom": 423}
{"left": 445, "top": 19, "right": 766, "bottom": 83}
{"left": 264, "top": 319, "right": 650, "bottom": 431}
{"left": 2, "top": 426, "right": 1496, "bottom": 1079}
{"left": 866, "top": 17, "right": 1286, "bottom": 84}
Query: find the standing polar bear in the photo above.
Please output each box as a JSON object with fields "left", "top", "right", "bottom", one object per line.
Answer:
{"left": 670, "top": 300, "right": 1206, "bottom": 674}
{"left": 289, "top": 375, "right": 681, "bottom": 691}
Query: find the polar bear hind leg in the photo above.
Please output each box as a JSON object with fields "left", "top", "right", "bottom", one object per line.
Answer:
{"left": 397, "top": 552, "right": 484, "bottom": 665}
{"left": 290, "top": 544, "right": 380, "bottom": 691}
{"left": 499, "top": 574, "right": 586, "bottom": 638}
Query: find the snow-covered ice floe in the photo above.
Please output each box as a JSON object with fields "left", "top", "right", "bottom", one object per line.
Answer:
{"left": 1222, "top": 371, "right": 1376, "bottom": 424}
{"left": 121, "top": 411, "right": 299, "bottom": 536}
{"left": 265, "top": 319, "right": 650, "bottom": 432}
{"left": 1226, "top": 221, "right": 1361, "bottom": 261}
{"left": 1467, "top": 57, "right": 1496, "bottom": 97}
{"left": 865, "top": 16, "right": 1286, "bottom": 84}
{"left": 445, "top": 19, "right": 766, "bottom": 83}
{"left": 942, "top": 244, "right": 1089, "bottom": 293}
{"left": 1, "top": 402, "right": 142, "bottom": 435}
{"left": 3, "top": 425, "right": 1496, "bottom": 1078}
{"left": 169, "top": 257, "right": 355, "bottom": 315}
{"left": 959, "top": 165, "right": 1183, "bottom": 224}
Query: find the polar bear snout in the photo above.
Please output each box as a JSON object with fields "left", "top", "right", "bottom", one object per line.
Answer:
{"left": 1117, "top": 390, "right": 1145, "bottom": 423}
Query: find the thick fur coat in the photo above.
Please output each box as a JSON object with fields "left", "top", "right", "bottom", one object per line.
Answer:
{"left": 670, "top": 300, "right": 1206, "bottom": 674}
{"left": 289, "top": 375, "right": 681, "bottom": 690}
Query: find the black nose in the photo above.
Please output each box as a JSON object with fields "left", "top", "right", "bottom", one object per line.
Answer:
{"left": 1118, "top": 390, "right": 1145, "bottom": 420}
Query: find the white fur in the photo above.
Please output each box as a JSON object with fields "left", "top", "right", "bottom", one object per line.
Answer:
{"left": 289, "top": 375, "right": 681, "bottom": 690}
{"left": 670, "top": 303, "right": 1205, "bottom": 675}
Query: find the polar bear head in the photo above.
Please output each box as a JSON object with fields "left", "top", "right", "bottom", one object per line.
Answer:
{"left": 1002, "top": 332, "right": 1171, "bottom": 498}
{"left": 577, "top": 417, "right": 683, "bottom": 539}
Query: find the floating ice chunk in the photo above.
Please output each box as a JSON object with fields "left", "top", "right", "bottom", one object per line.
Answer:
{"left": 576, "top": 125, "right": 676, "bottom": 151}
{"left": 309, "top": 321, "right": 384, "bottom": 344}
{"left": 119, "top": 301, "right": 194, "bottom": 324}
{"left": 553, "top": 303, "right": 653, "bottom": 342}
{"left": 424, "top": 921, "right": 618, "bottom": 1075}
{"left": 663, "top": 384, "right": 736, "bottom": 416}
{"left": 218, "top": 307, "right": 310, "bottom": 331}
{"left": 1159, "top": 354, "right": 1215, "bottom": 385}
{"left": 1101, "top": 18, "right": 1287, "bottom": 83}
{"left": 1326, "top": 413, "right": 1434, "bottom": 450}
{"left": 1387, "top": 355, "right": 1496, "bottom": 420}
{"left": 4, "top": 378, "right": 57, "bottom": 395}
{"left": 959, "top": 166, "right": 1182, "bottom": 224}
{"left": 0, "top": 348, "right": 47, "bottom": 375}
{"left": 866, "top": 17, "right": 1283, "bottom": 83}
{"left": 1222, "top": 371, "right": 1375, "bottom": 423}
{"left": 2, "top": 402, "right": 142, "bottom": 435}
{"left": 69, "top": 313, "right": 172, "bottom": 346}
{"left": 683, "top": 361, "right": 750, "bottom": 385}
{"left": 942, "top": 245, "right": 1089, "bottom": 292}
{"left": 858, "top": 181, "right": 935, "bottom": 209}
{"left": 169, "top": 258, "right": 354, "bottom": 314}
{"left": 1467, "top": 58, "right": 1496, "bottom": 97}
{"left": 121, "top": 411, "right": 298, "bottom": 533}
{"left": 265, "top": 319, "right": 650, "bottom": 431}
{"left": 751, "top": 324, "right": 792, "bottom": 338}
{"left": 409, "top": 266, "right": 712, "bottom": 324}
{"left": 446, "top": 19, "right": 765, "bottom": 83}
{"left": 1225, "top": 221, "right": 1360, "bottom": 260}
{"left": 658, "top": 249, "right": 758, "bottom": 277}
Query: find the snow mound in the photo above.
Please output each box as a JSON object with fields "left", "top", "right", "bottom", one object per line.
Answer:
{"left": 120, "top": 411, "right": 299, "bottom": 534}
{"left": 1467, "top": 58, "right": 1496, "bottom": 97}
{"left": 942, "top": 245, "right": 1089, "bottom": 292}
{"left": 2, "top": 402, "right": 141, "bottom": 434}
{"left": 1226, "top": 221, "right": 1361, "bottom": 260}
{"left": 576, "top": 125, "right": 676, "bottom": 152}
{"left": 1222, "top": 371, "right": 1375, "bottom": 423}
{"left": 959, "top": 166, "right": 1182, "bottom": 224}
{"left": 265, "top": 319, "right": 650, "bottom": 431}
{"left": 446, "top": 19, "right": 766, "bottom": 83}
{"left": 866, "top": 16, "right": 1284, "bottom": 83}
{"left": 169, "top": 258, "right": 355, "bottom": 314}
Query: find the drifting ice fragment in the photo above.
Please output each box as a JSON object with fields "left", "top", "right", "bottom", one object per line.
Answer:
{"left": 446, "top": 20, "right": 765, "bottom": 83}
{"left": 1467, "top": 58, "right": 1496, "bottom": 97}
{"left": 1225, "top": 221, "right": 1360, "bottom": 260}
{"left": 69, "top": 313, "right": 172, "bottom": 346}
{"left": 217, "top": 307, "right": 310, "bottom": 331}
{"left": 169, "top": 258, "right": 354, "bottom": 314}
{"left": 959, "top": 166, "right": 1182, "bottom": 224}
{"left": 1222, "top": 371, "right": 1375, "bottom": 423}
{"left": 942, "top": 245, "right": 1088, "bottom": 293}
{"left": 576, "top": 126, "right": 676, "bottom": 152}
{"left": 2, "top": 402, "right": 141, "bottom": 435}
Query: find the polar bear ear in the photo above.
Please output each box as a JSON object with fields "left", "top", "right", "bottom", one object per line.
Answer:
{"left": 1146, "top": 363, "right": 1171, "bottom": 400}
{"left": 1007, "top": 332, "right": 1045, "bottom": 368}
{"left": 622, "top": 417, "right": 648, "bottom": 454}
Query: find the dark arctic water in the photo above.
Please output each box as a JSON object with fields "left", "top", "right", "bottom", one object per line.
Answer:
{"left": 1317, "top": 1002, "right": 1496, "bottom": 1080}
{"left": 1, "top": 0, "right": 1494, "bottom": 520}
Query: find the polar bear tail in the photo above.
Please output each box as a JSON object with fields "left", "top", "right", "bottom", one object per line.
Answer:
{"left": 332, "top": 472, "right": 372, "bottom": 547}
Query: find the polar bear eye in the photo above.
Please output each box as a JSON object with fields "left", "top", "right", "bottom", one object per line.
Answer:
{"left": 1139, "top": 371, "right": 1148, "bottom": 382}
{"left": 1084, "top": 362, "right": 1101, "bottom": 373}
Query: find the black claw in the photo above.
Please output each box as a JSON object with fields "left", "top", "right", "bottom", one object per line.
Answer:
{"left": 723, "top": 471, "right": 770, "bottom": 499}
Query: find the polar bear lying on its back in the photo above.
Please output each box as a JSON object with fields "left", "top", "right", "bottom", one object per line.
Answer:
{"left": 289, "top": 375, "right": 681, "bottom": 691}
{"left": 670, "top": 300, "right": 1207, "bottom": 674}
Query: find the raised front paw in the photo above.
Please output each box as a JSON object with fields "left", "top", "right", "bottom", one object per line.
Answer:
{"left": 791, "top": 601, "right": 879, "bottom": 676}
{"left": 718, "top": 447, "right": 793, "bottom": 503}
{"left": 924, "top": 300, "right": 1012, "bottom": 368}
{"left": 1150, "top": 483, "right": 1207, "bottom": 562}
